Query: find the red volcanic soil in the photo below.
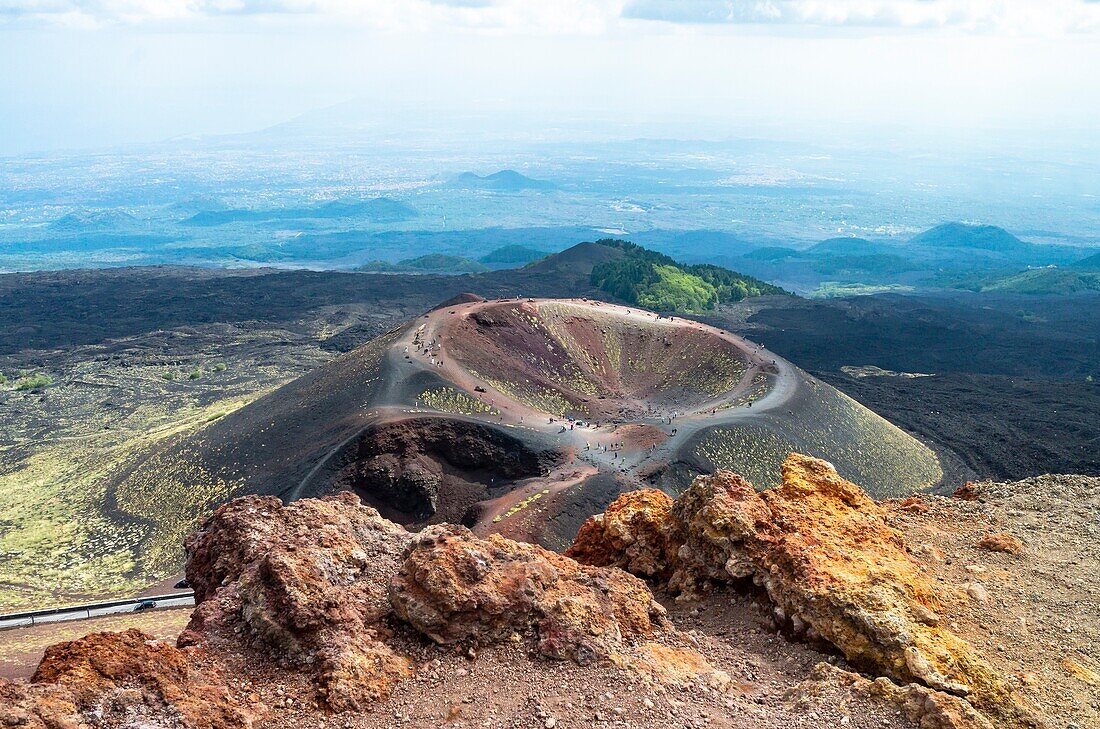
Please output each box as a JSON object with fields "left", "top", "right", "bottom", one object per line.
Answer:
{"left": 613, "top": 423, "right": 670, "bottom": 450}
{"left": 439, "top": 300, "right": 757, "bottom": 420}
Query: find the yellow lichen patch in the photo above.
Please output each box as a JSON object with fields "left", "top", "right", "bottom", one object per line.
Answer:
{"left": 419, "top": 387, "right": 499, "bottom": 417}
{"left": 493, "top": 489, "right": 550, "bottom": 523}
{"left": 0, "top": 394, "right": 257, "bottom": 611}
{"left": 717, "top": 372, "right": 770, "bottom": 410}
{"left": 469, "top": 367, "right": 580, "bottom": 418}
{"left": 112, "top": 448, "right": 246, "bottom": 578}
{"left": 696, "top": 385, "right": 942, "bottom": 497}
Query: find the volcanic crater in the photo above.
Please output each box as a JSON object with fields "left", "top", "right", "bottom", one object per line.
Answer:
{"left": 111, "top": 297, "right": 943, "bottom": 566}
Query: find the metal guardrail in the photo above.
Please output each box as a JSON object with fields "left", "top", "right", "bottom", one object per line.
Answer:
{"left": 0, "top": 592, "right": 196, "bottom": 630}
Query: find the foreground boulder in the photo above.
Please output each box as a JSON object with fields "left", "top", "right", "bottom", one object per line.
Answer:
{"left": 181, "top": 492, "right": 417, "bottom": 710}
{"left": 0, "top": 629, "right": 249, "bottom": 728}
{"left": 566, "top": 453, "right": 1040, "bottom": 728}
{"left": 1, "top": 492, "right": 685, "bottom": 726}
{"left": 566, "top": 487, "right": 675, "bottom": 580}
{"left": 390, "top": 524, "right": 667, "bottom": 664}
{"left": 180, "top": 490, "right": 670, "bottom": 711}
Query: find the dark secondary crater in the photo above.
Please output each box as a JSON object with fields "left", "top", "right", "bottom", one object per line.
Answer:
{"left": 332, "top": 416, "right": 562, "bottom": 526}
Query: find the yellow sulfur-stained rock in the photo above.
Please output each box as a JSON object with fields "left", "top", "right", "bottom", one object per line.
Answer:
{"left": 568, "top": 453, "right": 1043, "bottom": 728}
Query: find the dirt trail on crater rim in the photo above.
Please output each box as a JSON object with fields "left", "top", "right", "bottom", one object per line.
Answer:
{"left": 98, "top": 297, "right": 943, "bottom": 590}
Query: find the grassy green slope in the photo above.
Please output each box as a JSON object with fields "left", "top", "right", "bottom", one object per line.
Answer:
{"left": 589, "top": 239, "right": 786, "bottom": 313}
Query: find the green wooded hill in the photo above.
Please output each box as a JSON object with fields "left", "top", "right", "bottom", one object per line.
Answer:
{"left": 479, "top": 245, "right": 549, "bottom": 267}
{"left": 589, "top": 239, "right": 787, "bottom": 312}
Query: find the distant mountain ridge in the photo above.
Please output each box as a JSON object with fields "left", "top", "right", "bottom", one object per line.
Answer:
{"left": 357, "top": 253, "right": 490, "bottom": 274}
{"left": 807, "top": 237, "right": 882, "bottom": 256}
{"left": 182, "top": 198, "right": 417, "bottom": 226}
{"left": 1072, "top": 251, "right": 1100, "bottom": 269}
{"left": 730, "top": 222, "right": 1089, "bottom": 296}
{"left": 357, "top": 246, "right": 554, "bottom": 274}
{"left": 908, "top": 222, "right": 1030, "bottom": 252}
{"left": 450, "top": 170, "right": 557, "bottom": 192}
{"left": 48, "top": 210, "right": 138, "bottom": 232}
{"left": 478, "top": 244, "right": 549, "bottom": 267}
{"left": 977, "top": 268, "right": 1100, "bottom": 294}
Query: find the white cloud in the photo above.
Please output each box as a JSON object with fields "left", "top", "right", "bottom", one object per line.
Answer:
{"left": 1, "top": 0, "right": 1098, "bottom": 35}
{"left": 622, "top": 0, "right": 1100, "bottom": 34}
{"left": 0, "top": 0, "right": 618, "bottom": 32}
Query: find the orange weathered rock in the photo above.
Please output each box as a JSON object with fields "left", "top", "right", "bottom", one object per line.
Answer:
{"left": 953, "top": 482, "right": 982, "bottom": 501}
{"left": 181, "top": 492, "right": 414, "bottom": 711}
{"left": 627, "top": 642, "right": 732, "bottom": 691}
{"left": 0, "top": 629, "right": 250, "bottom": 729}
{"left": 567, "top": 453, "right": 1042, "bottom": 728}
{"left": 564, "top": 488, "right": 676, "bottom": 579}
{"left": 390, "top": 524, "right": 667, "bottom": 664}
{"left": 1061, "top": 658, "right": 1100, "bottom": 686}
{"left": 0, "top": 679, "right": 82, "bottom": 729}
{"left": 898, "top": 495, "right": 932, "bottom": 513}
{"left": 977, "top": 532, "right": 1024, "bottom": 554}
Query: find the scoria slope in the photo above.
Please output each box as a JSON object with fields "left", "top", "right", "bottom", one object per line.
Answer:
{"left": 106, "top": 297, "right": 942, "bottom": 587}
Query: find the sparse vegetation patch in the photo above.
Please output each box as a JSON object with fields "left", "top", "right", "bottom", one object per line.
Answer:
{"left": 13, "top": 373, "right": 53, "bottom": 391}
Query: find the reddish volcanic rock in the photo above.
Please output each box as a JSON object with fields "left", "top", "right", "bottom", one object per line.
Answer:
{"left": 0, "top": 629, "right": 249, "bottom": 729}
{"left": 181, "top": 491, "right": 414, "bottom": 711}
{"left": 953, "top": 482, "right": 982, "bottom": 501}
{"left": 0, "top": 680, "right": 76, "bottom": 729}
{"left": 390, "top": 524, "right": 667, "bottom": 664}
{"left": 181, "top": 491, "right": 667, "bottom": 709}
{"left": 664, "top": 470, "right": 771, "bottom": 596}
{"left": 564, "top": 488, "right": 675, "bottom": 579}
{"left": 567, "top": 454, "right": 1041, "bottom": 729}
{"left": 976, "top": 532, "right": 1024, "bottom": 554}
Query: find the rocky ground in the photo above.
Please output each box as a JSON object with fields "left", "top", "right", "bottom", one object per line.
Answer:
{"left": 0, "top": 610, "right": 191, "bottom": 682}
{"left": 888, "top": 474, "right": 1100, "bottom": 728}
{"left": 2, "top": 455, "right": 1095, "bottom": 729}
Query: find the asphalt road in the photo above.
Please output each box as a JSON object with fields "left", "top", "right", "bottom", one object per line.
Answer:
{"left": 0, "top": 593, "right": 195, "bottom": 631}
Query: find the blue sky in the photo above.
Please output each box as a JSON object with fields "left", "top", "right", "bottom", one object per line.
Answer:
{"left": 1, "top": 1, "right": 1098, "bottom": 154}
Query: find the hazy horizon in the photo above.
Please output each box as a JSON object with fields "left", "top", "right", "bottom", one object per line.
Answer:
{"left": 3, "top": 1, "right": 1100, "bottom": 156}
